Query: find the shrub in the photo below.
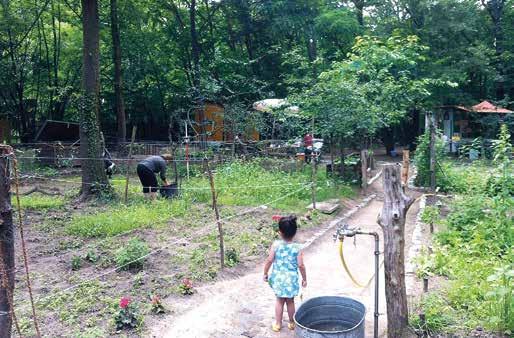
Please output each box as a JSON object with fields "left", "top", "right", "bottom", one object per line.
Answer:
{"left": 225, "top": 248, "right": 239, "bottom": 267}
{"left": 71, "top": 255, "right": 82, "bottom": 271}
{"left": 413, "top": 130, "right": 450, "bottom": 191}
{"left": 115, "top": 238, "right": 150, "bottom": 271}
{"left": 410, "top": 294, "right": 455, "bottom": 335}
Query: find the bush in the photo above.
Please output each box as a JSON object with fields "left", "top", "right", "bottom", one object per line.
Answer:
{"left": 115, "top": 238, "right": 150, "bottom": 271}
{"left": 413, "top": 130, "right": 450, "bottom": 191}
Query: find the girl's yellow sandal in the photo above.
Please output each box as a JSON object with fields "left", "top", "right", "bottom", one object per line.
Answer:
{"left": 271, "top": 323, "right": 281, "bottom": 332}
{"left": 287, "top": 322, "right": 295, "bottom": 330}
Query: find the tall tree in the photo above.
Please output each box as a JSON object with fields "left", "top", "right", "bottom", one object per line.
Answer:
{"left": 110, "top": 0, "right": 126, "bottom": 143}
{"left": 482, "top": 0, "right": 506, "bottom": 100}
{"left": 80, "top": 0, "right": 109, "bottom": 197}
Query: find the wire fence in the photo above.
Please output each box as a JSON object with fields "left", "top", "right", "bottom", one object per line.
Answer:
{"left": 0, "top": 140, "right": 324, "bottom": 336}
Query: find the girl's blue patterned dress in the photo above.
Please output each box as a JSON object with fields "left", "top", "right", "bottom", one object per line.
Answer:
{"left": 269, "top": 240, "right": 301, "bottom": 298}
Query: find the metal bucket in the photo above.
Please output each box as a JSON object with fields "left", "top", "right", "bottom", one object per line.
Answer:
{"left": 294, "top": 296, "right": 366, "bottom": 338}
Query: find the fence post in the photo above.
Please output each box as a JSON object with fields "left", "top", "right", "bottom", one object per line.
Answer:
{"left": 0, "top": 148, "right": 14, "bottom": 338}
{"left": 378, "top": 164, "right": 414, "bottom": 337}
{"left": 204, "top": 158, "right": 225, "bottom": 269}
{"left": 361, "top": 149, "right": 368, "bottom": 192}
{"left": 429, "top": 112, "right": 436, "bottom": 191}
{"left": 124, "top": 126, "right": 137, "bottom": 204}
{"left": 401, "top": 150, "right": 410, "bottom": 187}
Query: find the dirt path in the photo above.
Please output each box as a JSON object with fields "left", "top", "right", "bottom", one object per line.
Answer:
{"left": 148, "top": 167, "right": 421, "bottom": 338}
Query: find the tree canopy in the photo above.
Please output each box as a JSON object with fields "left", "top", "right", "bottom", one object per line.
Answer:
{"left": 1, "top": 0, "right": 513, "bottom": 143}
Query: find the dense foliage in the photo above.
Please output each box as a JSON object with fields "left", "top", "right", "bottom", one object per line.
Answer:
{"left": 413, "top": 127, "right": 513, "bottom": 336}
{"left": 1, "top": 0, "right": 514, "bottom": 142}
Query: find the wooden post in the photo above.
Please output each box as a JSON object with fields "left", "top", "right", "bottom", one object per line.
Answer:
{"left": 0, "top": 148, "right": 14, "bottom": 338}
{"left": 124, "top": 126, "right": 137, "bottom": 204}
{"left": 204, "top": 158, "right": 225, "bottom": 269}
{"left": 378, "top": 164, "right": 414, "bottom": 338}
{"left": 401, "top": 150, "right": 410, "bottom": 186}
{"left": 361, "top": 149, "right": 368, "bottom": 191}
{"left": 184, "top": 122, "right": 190, "bottom": 180}
{"left": 311, "top": 117, "right": 316, "bottom": 209}
{"left": 429, "top": 113, "right": 436, "bottom": 191}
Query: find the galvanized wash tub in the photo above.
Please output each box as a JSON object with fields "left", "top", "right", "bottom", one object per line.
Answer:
{"left": 294, "top": 296, "right": 366, "bottom": 338}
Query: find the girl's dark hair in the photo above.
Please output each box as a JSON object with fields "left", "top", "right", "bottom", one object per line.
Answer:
{"left": 278, "top": 215, "right": 297, "bottom": 240}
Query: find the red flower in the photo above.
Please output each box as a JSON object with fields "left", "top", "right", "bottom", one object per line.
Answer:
{"left": 182, "top": 278, "right": 193, "bottom": 288}
{"left": 119, "top": 296, "right": 131, "bottom": 309}
{"left": 151, "top": 295, "right": 161, "bottom": 305}
{"left": 272, "top": 215, "right": 282, "bottom": 222}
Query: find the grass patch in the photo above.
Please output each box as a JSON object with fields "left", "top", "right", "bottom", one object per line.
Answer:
{"left": 15, "top": 193, "right": 65, "bottom": 210}
{"left": 185, "top": 159, "right": 352, "bottom": 211}
{"left": 67, "top": 199, "right": 189, "bottom": 237}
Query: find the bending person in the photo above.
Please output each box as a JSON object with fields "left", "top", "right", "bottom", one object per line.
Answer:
{"left": 137, "top": 154, "right": 173, "bottom": 199}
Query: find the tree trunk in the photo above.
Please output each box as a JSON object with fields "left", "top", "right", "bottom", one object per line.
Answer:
{"left": 0, "top": 149, "right": 14, "bottom": 338}
{"left": 110, "top": 0, "right": 126, "bottom": 144}
{"left": 190, "top": 0, "right": 205, "bottom": 147}
{"left": 377, "top": 164, "right": 414, "bottom": 338}
{"left": 353, "top": 0, "right": 364, "bottom": 26}
{"left": 360, "top": 149, "right": 368, "bottom": 191}
{"left": 80, "top": 0, "right": 109, "bottom": 198}
{"left": 483, "top": 0, "right": 505, "bottom": 100}
{"left": 429, "top": 113, "right": 436, "bottom": 191}
{"left": 339, "top": 141, "right": 345, "bottom": 178}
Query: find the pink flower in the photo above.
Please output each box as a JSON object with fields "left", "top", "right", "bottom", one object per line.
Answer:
{"left": 272, "top": 215, "right": 282, "bottom": 222}
{"left": 119, "top": 296, "right": 131, "bottom": 309}
{"left": 182, "top": 278, "right": 193, "bottom": 288}
{"left": 151, "top": 295, "right": 161, "bottom": 305}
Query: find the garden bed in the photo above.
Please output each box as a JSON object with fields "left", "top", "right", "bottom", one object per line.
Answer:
{"left": 10, "top": 159, "right": 353, "bottom": 337}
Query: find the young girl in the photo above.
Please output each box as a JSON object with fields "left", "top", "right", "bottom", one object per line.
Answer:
{"left": 263, "top": 215, "right": 307, "bottom": 332}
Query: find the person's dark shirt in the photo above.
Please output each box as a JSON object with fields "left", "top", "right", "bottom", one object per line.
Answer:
{"left": 139, "top": 156, "right": 167, "bottom": 181}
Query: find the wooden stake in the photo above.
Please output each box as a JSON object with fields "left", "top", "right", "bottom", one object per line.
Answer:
{"left": 423, "top": 277, "right": 429, "bottom": 293}
{"left": 124, "top": 126, "right": 137, "bottom": 204}
{"left": 378, "top": 164, "right": 414, "bottom": 338}
{"left": 204, "top": 158, "right": 225, "bottom": 269}
{"left": 0, "top": 149, "right": 15, "bottom": 338}
{"left": 401, "top": 150, "right": 410, "bottom": 186}
{"left": 429, "top": 113, "right": 436, "bottom": 191}
{"left": 311, "top": 117, "right": 316, "bottom": 209}
{"left": 361, "top": 149, "right": 368, "bottom": 192}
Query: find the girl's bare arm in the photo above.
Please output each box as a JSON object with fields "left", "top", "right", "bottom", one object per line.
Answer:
{"left": 298, "top": 250, "right": 307, "bottom": 286}
{"left": 263, "top": 244, "right": 275, "bottom": 281}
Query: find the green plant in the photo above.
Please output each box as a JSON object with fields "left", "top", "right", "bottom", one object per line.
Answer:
{"left": 225, "top": 248, "right": 239, "bottom": 267}
{"left": 414, "top": 248, "right": 433, "bottom": 279}
{"left": 410, "top": 294, "right": 455, "bottom": 335}
{"left": 485, "top": 265, "right": 514, "bottom": 335}
{"left": 421, "top": 205, "right": 439, "bottom": 232}
{"left": 71, "top": 255, "right": 82, "bottom": 271}
{"left": 84, "top": 249, "right": 99, "bottom": 263}
{"left": 413, "top": 130, "right": 450, "bottom": 191}
{"left": 149, "top": 294, "right": 166, "bottom": 314}
{"left": 114, "top": 296, "right": 140, "bottom": 330}
{"left": 179, "top": 278, "right": 194, "bottom": 295}
{"left": 115, "top": 238, "right": 150, "bottom": 271}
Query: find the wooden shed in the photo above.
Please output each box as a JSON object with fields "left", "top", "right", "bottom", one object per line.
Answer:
{"left": 193, "top": 102, "right": 259, "bottom": 142}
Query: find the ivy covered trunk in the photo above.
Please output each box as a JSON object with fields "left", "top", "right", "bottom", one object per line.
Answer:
{"left": 80, "top": 0, "right": 109, "bottom": 198}
{"left": 378, "top": 164, "right": 414, "bottom": 337}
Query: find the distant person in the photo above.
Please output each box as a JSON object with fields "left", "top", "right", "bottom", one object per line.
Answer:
{"left": 103, "top": 148, "right": 115, "bottom": 179}
{"left": 263, "top": 215, "right": 307, "bottom": 332}
{"left": 303, "top": 133, "right": 313, "bottom": 162}
{"left": 136, "top": 154, "right": 173, "bottom": 199}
